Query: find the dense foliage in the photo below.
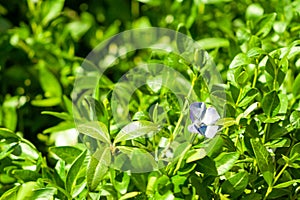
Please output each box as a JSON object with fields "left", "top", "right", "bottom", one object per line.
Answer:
{"left": 1, "top": 0, "right": 300, "bottom": 199}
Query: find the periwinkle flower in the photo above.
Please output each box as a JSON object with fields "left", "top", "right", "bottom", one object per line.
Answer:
{"left": 188, "top": 102, "right": 220, "bottom": 138}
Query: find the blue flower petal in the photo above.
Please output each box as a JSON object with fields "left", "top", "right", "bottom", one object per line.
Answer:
{"left": 204, "top": 125, "right": 219, "bottom": 138}
{"left": 188, "top": 124, "right": 198, "bottom": 133}
{"left": 189, "top": 102, "right": 206, "bottom": 122}
{"left": 202, "top": 107, "right": 220, "bottom": 125}
{"left": 188, "top": 102, "right": 221, "bottom": 138}
{"left": 196, "top": 124, "right": 207, "bottom": 135}
{"left": 188, "top": 123, "right": 207, "bottom": 136}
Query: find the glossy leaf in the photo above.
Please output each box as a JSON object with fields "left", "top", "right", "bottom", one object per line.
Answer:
{"left": 78, "top": 121, "right": 111, "bottom": 144}
{"left": 222, "top": 171, "right": 249, "bottom": 197}
{"left": 261, "top": 91, "right": 280, "bottom": 118}
{"left": 214, "top": 152, "right": 239, "bottom": 175}
{"left": 114, "top": 121, "right": 159, "bottom": 144}
{"left": 229, "top": 53, "right": 251, "bottom": 69}
{"left": 87, "top": 147, "right": 111, "bottom": 191}
{"left": 251, "top": 138, "right": 274, "bottom": 186}
{"left": 255, "top": 13, "right": 277, "bottom": 38}
{"left": 50, "top": 146, "right": 82, "bottom": 164}
{"left": 66, "top": 150, "right": 87, "bottom": 194}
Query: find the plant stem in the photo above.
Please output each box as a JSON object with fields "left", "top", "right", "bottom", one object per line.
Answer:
{"left": 274, "top": 163, "right": 289, "bottom": 186}
{"left": 263, "top": 123, "right": 270, "bottom": 143}
{"left": 252, "top": 62, "right": 258, "bottom": 88}
{"left": 264, "top": 162, "right": 289, "bottom": 200}
{"left": 172, "top": 75, "right": 197, "bottom": 139}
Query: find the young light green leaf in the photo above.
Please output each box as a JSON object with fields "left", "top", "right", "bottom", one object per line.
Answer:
{"left": 66, "top": 150, "right": 87, "bottom": 194}
{"left": 247, "top": 47, "right": 266, "bottom": 57}
{"left": 186, "top": 148, "right": 207, "bottom": 163}
{"left": 273, "top": 179, "right": 300, "bottom": 189}
{"left": 43, "top": 122, "right": 74, "bottom": 133}
{"left": 250, "top": 138, "right": 274, "bottom": 186}
{"left": 110, "top": 171, "right": 131, "bottom": 194}
{"left": 0, "top": 185, "right": 20, "bottom": 200}
{"left": 229, "top": 53, "right": 251, "bottom": 69}
{"left": 255, "top": 13, "right": 277, "bottom": 38}
{"left": 113, "top": 121, "right": 159, "bottom": 144}
{"left": 214, "top": 152, "right": 239, "bottom": 175}
{"left": 87, "top": 146, "right": 111, "bottom": 191}
{"left": 119, "top": 192, "right": 141, "bottom": 200}
{"left": 31, "top": 97, "right": 61, "bottom": 107}
{"left": 21, "top": 187, "right": 57, "bottom": 200}
{"left": 78, "top": 121, "right": 111, "bottom": 144}
{"left": 262, "top": 91, "right": 280, "bottom": 118}
{"left": 41, "top": 0, "right": 64, "bottom": 25}
{"left": 41, "top": 111, "right": 72, "bottom": 121}
{"left": 39, "top": 64, "right": 62, "bottom": 98}
{"left": 197, "top": 38, "right": 229, "bottom": 49}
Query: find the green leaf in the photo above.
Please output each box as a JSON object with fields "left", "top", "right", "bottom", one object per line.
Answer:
{"left": 262, "top": 91, "right": 280, "bottom": 118}
{"left": 67, "top": 18, "right": 92, "bottom": 41}
{"left": 0, "top": 185, "right": 20, "bottom": 200}
{"left": 222, "top": 171, "right": 249, "bottom": 197}
{"left": 186, "top": 148, "right": 207, "bottom": 163}
{"left": 38, "top": 64, "right": 62, "bottom": 98}
{"left": 205, "top": 135, "right": 223, "bottom": 158}
{"left": 43, "top": 122, "right": 74, "bottom": 133}
{"left": 246, "top": 3, "right": 264, "bottom": 20}
{"left": 31, "top": 97, "right": 61, "bottom": 107}
{"left": 87, "top": 147, "right": 111, "bottom": 191}
{"left": 273, "top": 179, "right": 300, "bottom": 188}
{"left": 0, "top": 142, "right": 18, "bottom": 160}
{"left": 41, "top": 111, "right": 72, "bottom": 121}
{"left": 236, "top": 71, "right": 249, "bottom": 86}
{"left": 247, "top": 47, "right": 266, "bottom": 57}
{"left": 196, "top": 156, "right": 218, "bottom": 176}
{"left": 229, "top": 53, "right": 251, "bottom": 69}
{"left": 171, "top": 175, "right": 187, "bottom": 193}
{"left": 250, "top": 138, "right": 274, "bottom": 186}
{"left": 110, "top": 171, "right": 131, "bottom": 194}
{"left": 78, "top": 121, "right": 111, "bottom": 144}
{"left": 41, "top": 0, "right": 65, "bottom": 25}
{"left": 119, "top": 192, "right": 141, "bottom": 200}
{"left": 293, "top": 73, "right": 300, "bottom": 98}
{"left": 255, "top": 13, "right": 277, "bottom": 38}
{"left": 135, "top": 0, "right": 161, "bottom": 6}
{"left": 66, "top": 150, "right": 87, "bottom": 194}
{"left": 22, "top": 187, "right": 56, "bottom": 200}
{"left": 12, "top": 169, "right": 41, "bottom": 182}
{"left": 0, "top": 128, "right": 20, "bottom": 139}
{"left": 290, "top": 111, "right": 300, "bottom": 129}
{"left": 114, "top": 121, "right": 159, "bottom": 144}
{"left": 130, "top": 148, "right": 158, "bottom": 172}
{"left": 214, "top": 152, "right": 239, "bottom": 175}
{"left": 146, "top": 75, "right": 163, "bottom": 93}
{"left": 197, "top": 38, "right": 230, "bottom": 49}
{"left": 50, "top": 146, "right": 82, "bottom": 164}
{"left": 238, "top": 88, "right": 258, "bottom": 107}
{"left": 176, "top": 24, "right": 192, "bottom": 54}
{"left": 2, "top": 102, "right": 17, "bottom": 131}
{"left": 290, "top": 143, "right": 300, "bottom": 162}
